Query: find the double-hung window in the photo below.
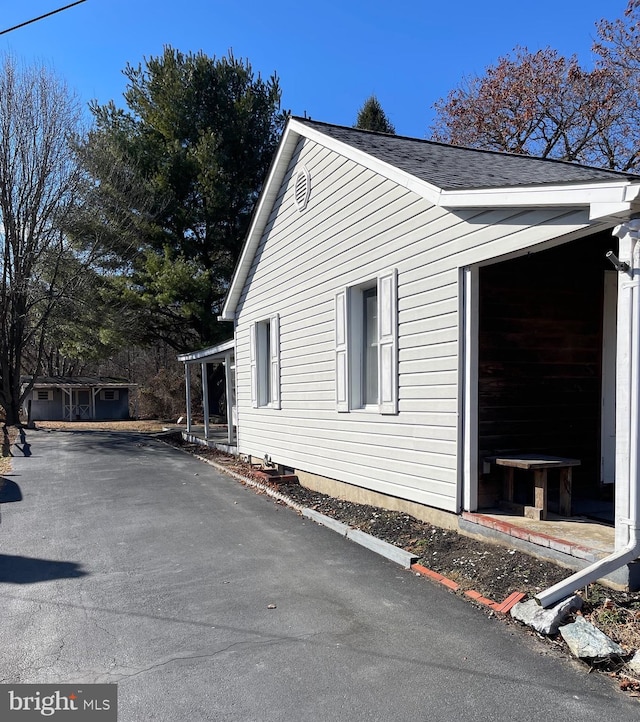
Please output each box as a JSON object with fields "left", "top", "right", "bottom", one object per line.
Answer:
{"left": 335, "top": 269, "right": 398, "bottom": 414}
{"left": 250, "top": 314, "right": 281, "bottom": 409}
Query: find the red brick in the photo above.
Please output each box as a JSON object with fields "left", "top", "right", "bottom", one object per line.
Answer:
{"left": 492, "top": 520, "right": 514, "bottom": 534}
{"left": 476, "top": 596, "right": 496, "bottom": 607}
{"left": 508, "top": 526, "right": 531, "bottom": 542}
{"left": 495, "top": 592, "right": 526, "bottom": 614}
{"left": 439, "top": 578, "right": 460, "bottom": 591}
{"left": 411, "top": 564, "right": 444, "bottom": 582}
{"left": 465, "top": 590, "right": 482, "bottom": 599}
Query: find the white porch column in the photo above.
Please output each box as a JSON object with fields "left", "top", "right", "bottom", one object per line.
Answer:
{"left": 224, "top": 351, "right": 234, "bottom": 445}
{"left": 201, "top": 361, "right": 210, "bottom": 440}
{"left": 461, "top": 266, "right": 479, "bottom": 513}
{"left": 185, "top": 363, "right": 192, "bottom": 433}
{"left": 613, "top": 219, "right": 640, "bottom": 550}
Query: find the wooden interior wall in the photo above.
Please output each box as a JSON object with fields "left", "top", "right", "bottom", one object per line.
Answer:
{"left": 478, "top": 231, "right": 614, "bottom": 505}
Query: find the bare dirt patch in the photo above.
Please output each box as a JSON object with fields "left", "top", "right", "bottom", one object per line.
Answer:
{"left": 36, "top": 420, "right": 170, "bottom": 433}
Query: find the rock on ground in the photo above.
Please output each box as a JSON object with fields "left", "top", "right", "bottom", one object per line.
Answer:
{"left": 510, "top": 595, "right": 583, "bottom": 635}
{"left": 560, "top": 615, "right": 625, "bottom": 660}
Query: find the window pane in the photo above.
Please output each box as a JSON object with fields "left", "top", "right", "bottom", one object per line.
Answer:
{"left": 363, "top": 288, "right": 378, "bottom": 405}
{"left": 265, "top": 320, "right": 271, "bottom": 403}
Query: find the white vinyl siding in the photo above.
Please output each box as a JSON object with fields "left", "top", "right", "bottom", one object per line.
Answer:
{"left": 234, "top": 136, "right": 599, "bottom": 513}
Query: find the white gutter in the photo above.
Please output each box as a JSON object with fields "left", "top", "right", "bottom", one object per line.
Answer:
{"left": 535, "top": 220, "right": 640, "bottom": 607}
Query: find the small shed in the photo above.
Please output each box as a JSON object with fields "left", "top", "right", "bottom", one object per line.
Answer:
{"left": 22, "top": 377, "right": 134, "bottom": 422}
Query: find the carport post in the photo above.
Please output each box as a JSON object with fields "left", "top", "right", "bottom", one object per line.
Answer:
{"left": 185, "top": 363, "right": 192, "bottom": 433}
{"left": 224, "top": 351, "right": 234, "bottom": 444}
{"left": 201, "top": 361, "right": 210, "bottom": 440}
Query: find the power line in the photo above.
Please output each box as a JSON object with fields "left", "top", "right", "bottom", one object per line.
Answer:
{"left": 0, "top": 1, "right": 87, "bottom": 37}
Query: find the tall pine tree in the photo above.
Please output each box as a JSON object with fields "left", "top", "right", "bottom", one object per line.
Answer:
{"left": 355, "top": 95, "right": 395, "bottom": 134}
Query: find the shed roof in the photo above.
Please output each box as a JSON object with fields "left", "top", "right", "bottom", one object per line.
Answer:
{"left": 23, "top": 376, "right": 134, "bottom": 388}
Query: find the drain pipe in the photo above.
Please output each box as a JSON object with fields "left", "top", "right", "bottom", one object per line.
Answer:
{"left": 535, "top": 220, "right": 640, "bottom": 608}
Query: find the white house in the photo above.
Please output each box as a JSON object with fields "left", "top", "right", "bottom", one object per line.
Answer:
{"left": 217, "top": 117, "right": 640, "bottom": 598}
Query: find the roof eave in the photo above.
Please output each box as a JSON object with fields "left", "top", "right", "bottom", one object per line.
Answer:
{"left": 177, "top": 338, "right": 235, "bottom": 363}
{"left": 439, "top": 180, "right": 640, "bottom": 222}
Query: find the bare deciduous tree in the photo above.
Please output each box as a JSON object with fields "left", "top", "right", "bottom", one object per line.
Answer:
{"left": 0, "top": 55, "right": 84, "bottom": 425}
{"left": 430, "top": 3, "right": 640, "bottom": 173}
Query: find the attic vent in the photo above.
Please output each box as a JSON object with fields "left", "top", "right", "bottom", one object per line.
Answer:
{"left": 294, "top": 166, "right": 310, "bottom": 211}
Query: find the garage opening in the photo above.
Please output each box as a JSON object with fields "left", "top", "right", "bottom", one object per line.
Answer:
{"left": 476, "top": 231, "right": 616, "bottom": 523}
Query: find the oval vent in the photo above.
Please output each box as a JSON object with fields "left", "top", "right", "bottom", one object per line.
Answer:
{"left": 294, "top": 166, "right": 310, "bottom": 211}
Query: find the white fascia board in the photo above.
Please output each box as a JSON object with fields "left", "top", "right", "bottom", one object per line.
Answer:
{"left": 439, "top": 181, "right": 640, "bottom": 221}
{"left": 221, "top": 124, "right": 302, "bottom": 321}
{"left": 177, "top": 338, "right": 235, "bottom": 364}
{"left": 291, "top": 119, "right": 443, "bottom": 205}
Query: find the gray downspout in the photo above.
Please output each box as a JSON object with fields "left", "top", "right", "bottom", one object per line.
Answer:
{"left": 535, "top": 221, "right": 640, "bottom": 608}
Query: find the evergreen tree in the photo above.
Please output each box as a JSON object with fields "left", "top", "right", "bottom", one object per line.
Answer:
{"left": 77, "top": 48, "right": 286, "bottom": 350}
{"left": 355, "top": 95, "right": 396, "bottom": 134}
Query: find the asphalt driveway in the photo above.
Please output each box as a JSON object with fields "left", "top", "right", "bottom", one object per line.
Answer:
{"left": 0, "top": 429, "right": 637, "bottom": 721}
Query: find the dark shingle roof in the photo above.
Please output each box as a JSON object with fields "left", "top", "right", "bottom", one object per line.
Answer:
{"left": 296, "top": 118, "right": 640, "bottom": 190}
{"left": 22, "top": 376, "right": 132, "bottom": 387}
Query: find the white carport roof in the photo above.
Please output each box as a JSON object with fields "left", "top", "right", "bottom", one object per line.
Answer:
{"left": 177, "top": 338, "right": 234, "bottom": 364}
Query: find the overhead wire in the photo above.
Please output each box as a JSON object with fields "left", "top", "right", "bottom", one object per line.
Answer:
{"left": 0, "top": 1, "right": 87, "bottom": 37}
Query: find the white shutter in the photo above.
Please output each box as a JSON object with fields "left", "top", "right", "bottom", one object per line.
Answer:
{"left": 335, "top": 289, "right": 350, "bottom": 412}
{"left": 250, "top": 322, "right": 258, "bottom": 408}
{"left": 270, "top": 314, "right": 281, "bottom": 409}
{"left": 378, "top": 269, "right": 398, "bottom": 414}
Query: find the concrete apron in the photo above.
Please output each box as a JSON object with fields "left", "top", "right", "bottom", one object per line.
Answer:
{"left": 461, "top": 511, "right": 639, "bottom": 590}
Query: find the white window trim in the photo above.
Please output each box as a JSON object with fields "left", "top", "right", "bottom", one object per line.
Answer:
{"left": 250, "top": 314, "right": 281, "bottom": 409}
{"left": 36, "top": 389, "right": 53, "bottom": 401}
{"left": 335, "top": 269, "right": 398, "bottom": 415}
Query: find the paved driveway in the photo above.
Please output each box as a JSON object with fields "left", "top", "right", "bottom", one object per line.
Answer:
{"left": 0, "top": 430, "right": 636, "bottom": 721}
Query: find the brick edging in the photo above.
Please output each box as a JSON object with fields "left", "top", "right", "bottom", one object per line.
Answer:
{"left": 410, "top": 562, "right": 525, "bottom": 613}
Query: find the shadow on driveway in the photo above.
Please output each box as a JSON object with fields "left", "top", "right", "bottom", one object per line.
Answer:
{"left": 0, "top": 479, "right": 22, "bottom": 503}
{"left": 0, "top": 555, "right": 87, "bottom": 584}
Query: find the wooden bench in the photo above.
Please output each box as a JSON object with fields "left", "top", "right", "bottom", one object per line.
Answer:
{"left": 493, "top": 455, "right": 581, "bottom": 521}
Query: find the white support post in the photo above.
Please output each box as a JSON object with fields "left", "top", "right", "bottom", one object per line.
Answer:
{"left": 613, "top": 220, "right": 640, "bottom": 550}
{"left": 461, "top": 266, "right": 479, "bottom": 513}
{"left": 201, "top": 362, "right": 210, "bottom": 440}
{"left": 91, "top": 388, "right": 98, "bottom": 420}
{"left": 224, "top": 351, "right": 234, "bottom": 445}
{"left": 185, "top": 364, "right": 192, "bottom": 433}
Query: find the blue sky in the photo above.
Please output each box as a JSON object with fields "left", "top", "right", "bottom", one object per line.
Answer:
{"left": 0, "top": 1, "right": 630, "bottom": 138}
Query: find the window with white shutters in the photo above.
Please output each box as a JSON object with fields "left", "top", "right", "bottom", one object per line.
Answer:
{"left": 335, "top": 269, "right": 398, "bottom": 414}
